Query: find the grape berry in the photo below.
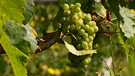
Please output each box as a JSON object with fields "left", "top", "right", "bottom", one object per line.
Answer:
{"left": 61, "top": 3, "right": 98, "bottom": 68}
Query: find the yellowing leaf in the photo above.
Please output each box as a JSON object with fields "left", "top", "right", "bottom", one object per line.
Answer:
{"left": 64, "top": 40, "right": 96, "bottom": 56}
{"left": 0, "top": 32, "right": 29, "bottom": 76}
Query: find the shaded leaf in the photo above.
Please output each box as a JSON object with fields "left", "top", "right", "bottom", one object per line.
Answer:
{"left": 119, "top": 6, "right": 135, "bottom": 38}
{"left": 107, "top": 0, "right": 120, "bottom": 20}
{"left": 128, "top": 0, "right": 135, "bottom": 9}
{"left": 117, "top": 24, "right": 129, "bottom": 62}
{"left": 4, "top": 20, "right": 27, "bottom": 45}
{"left": 64, "top": 40, "right": 96, "bottom": 56}
{"left": 0, "top": 32, "right": 29, "bottom": 76}
{"left": 0, "top": 56, "right": 7, "bottom": 76}
{"left": 23, "top": 0, "right": 35, "bottom": 24}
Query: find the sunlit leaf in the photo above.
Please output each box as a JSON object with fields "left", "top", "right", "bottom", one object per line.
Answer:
{"left": 0, "top": 0, "right": 26, "bottom": 36}
{"left": 0, "top": 0, "right": 25, "bottom": 23}
{"left": 23, "top": 24, "right": 38, "bottom": 52}
{"left": 93, "top": 1, "right": 106, "bottom": 17}
{"left": 0, "top": 32, "right": 29, "bottom": 76}
{"left": 119, "top": 6, "right": 135, "bottom": 38}
{"left": 64, "top": 40, "right": 96, "bottom": 56}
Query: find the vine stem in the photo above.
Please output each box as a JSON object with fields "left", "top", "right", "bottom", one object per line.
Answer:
{"left": 110, "top": 36, "right": 116, "bottom": 76}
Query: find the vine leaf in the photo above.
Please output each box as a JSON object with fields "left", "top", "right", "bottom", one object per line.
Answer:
{"left": 64, "top": 40, "right": 96, "bottom": 56}
{"left": 119, "top": 6, "right": 135, "bottom": 38}
{"left": 0, "top": 32, "right": 29, "bottom": 76}
{"left": 23, "top": 24, "right": 38, "bottom": 53}
{"left": 93, "top": 1, "right": 106, "bottom": 17}
{"left": 0, "top": 56, "right": 7, "bottom": 76}
{"left": 23, "top": 0, "right": 35, "bottom": 24}
{"left": 0, "top": 0, "right": 25, "bottom": 23}
{"left": 4, "top": 20, "right": 38, "bottom": 53}
{"left": 107, "top": 0, "right": 120, "bottom": 20}
{"left": 4, "top": 21, "right": 27, "bottom": 45}
{"left": 0, "top": 0, "right": 26, "bottom": 36}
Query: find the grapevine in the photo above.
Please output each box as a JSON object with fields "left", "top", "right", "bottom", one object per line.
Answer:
{"left": 53, "top": 3, "right": 99, "bottom": 68}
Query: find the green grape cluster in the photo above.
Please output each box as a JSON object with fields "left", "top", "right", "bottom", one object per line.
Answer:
{"left": 61, "top": 3, "right": 99, "bottom": 68}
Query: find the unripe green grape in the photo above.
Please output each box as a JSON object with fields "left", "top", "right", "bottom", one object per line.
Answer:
{"left": 93, "top": 25, "right": 99, "bottom": 32}
{"left": 76, "top": 44, "right": 82, "bottom": 50}
{"left": 82, "top": 57, "right": 91, "bottom": 65}
{"left": 62, "top": 25, "right": 70, "bottom": 34}
{"left": 79, "top": 55, "right": 90, "bottom": 61}
{"left": 69, "top": 4, "right": 74, "bottom": 9}
{"left": 77, "top": 12, "right": 83, "bottom": 19}
{"left": 75, "top": 19, "right": 83, "bottom": 26}
{"left": 83, "top": 32, "right": 88, "bottom": 38}
{"left": 70, "top": 24, "right": 75, "bottom": 31}
{"left": 75, "top": 3, "right": 81, "bottom": 8}
{"left": 72, "top": 14, "right": 78, "bottom": 21}
{"left": 78, "top": 38, "right": 84, "bottom": 44}
{"left": 75, "top": 34, "right": 81, "bottom": 40}
{"left": 94, "top": 44, "right": 98, "bottom": 49}
{"left": 84, "top": 14, "right": 91, "bottom": 23}
{"left": 63, "top": 3, "right": 69, "bottom": 10}
{"left": 78, "top": 29, "right": 85, "bottom": 36}
{"left": 92, "top": 33, "right": 96, "bottom": 38}
{"left": 88, "top": 21, "right": 96, "bottom": 27}
{"left": 85, "top": 38, "right": 89, "bottom": 42}
{"left": 64, "top": 10, "right": 71, "bottom": 16}
{"left": 83, "top": 24, "right": 90, "bottom": 32}
{"left": 88, "top": 21, "right": 94, "bottom": 27}
{"left": 87, "top": 27, "right": 94, "bottom": 34}
{"left": 75, "top": 7, "right": 81, "bottom": 12}
{"left": 75, "top": 25, "right": 81, "bottom": 30}
{"left": 61, "top": 17, "right": 66, "bottom": 23}
{"left": 88, "top": 36, "right": 94, "bottom": 41}
{"left": 82, "top": 41, "right": 88, "bottom": 50}
{"left": 88, "top": 43, "right": 92, "bottom": 49}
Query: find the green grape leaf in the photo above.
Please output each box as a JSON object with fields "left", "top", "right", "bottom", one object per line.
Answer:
{"left": 0, "top": 18, "right": 4, "bottom": 36}
{"left": 0, "top": 0, "right": 26, "bottom": 23}
{"left": 4, "top": 20, "right": 38, "bottom": 53}
{"left": 23, "top": 24, "right": 38, "bottom": 53}
{"left": 0, "top": 0, "right": 26, "bottom": 36}
{"left": 87, "top": 0, "right": 106, "bottom": 17}
{"left": 119, "top": 6, "right": 135, "bottom": 38}
{"left": 93, "top": 1, "right": 106, "bottom": 17}
{"left": 0, "top": 56, "right": 7, "bottom": 76}
{"left": 64, "top": 40, "right": 96, "bottom": 56}
{"left": 23, "top": 0, "right": 35, "bottom": 24}
{"left": 0, "top": 32, "right": 29, "bottom": 76}
{"left": 117, "top": 24, "right": 129, "bottom": 62}
{"left": 4, "top": 21, "right": 27, "bottom": 45}
{"left": 107, "top": 0, "right": 120, "bottom": 20}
